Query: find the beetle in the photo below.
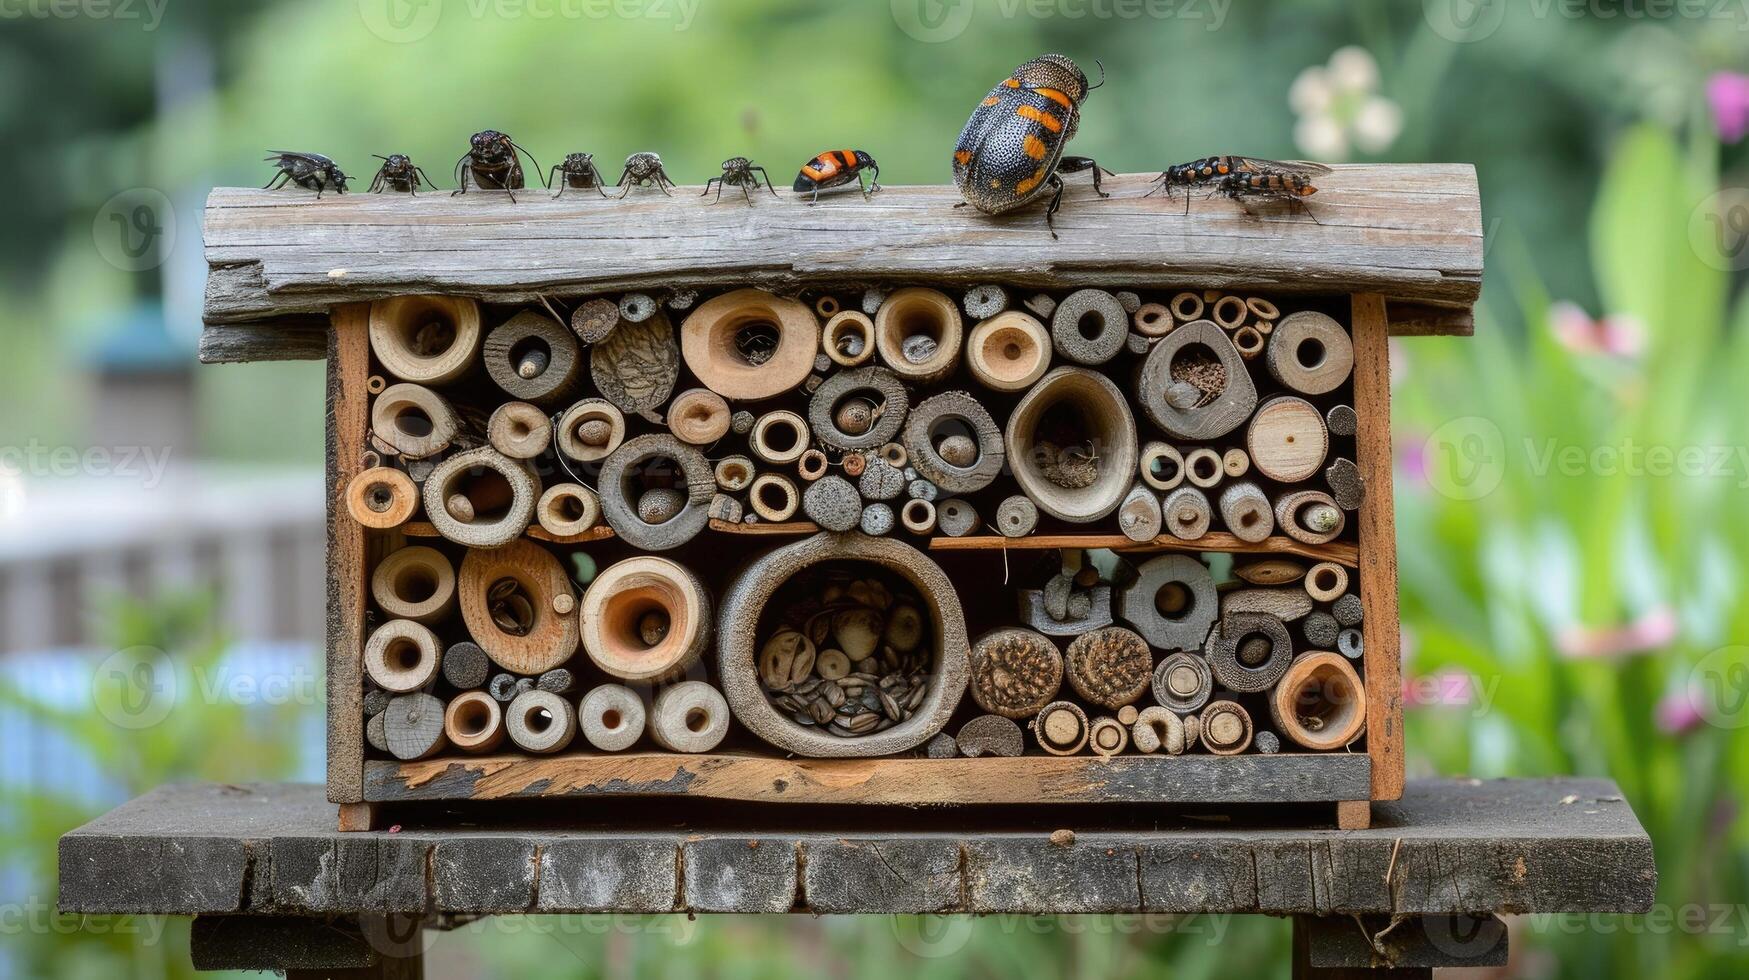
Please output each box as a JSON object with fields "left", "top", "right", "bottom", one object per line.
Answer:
{"left": 792, "top": 150, "right": 881, "bottom": 204}
{"left": 368, "top": 154, "right": 436, "bottom": 194}
{"left": 615, "top": 152, "right": 677, "bottom": 197}
{"left": 951, "top": 54, "right": 1111, "bottom": 237}
{"left": 1212, "top": 167, "right": 1324, "bottom": 224}
{"left": 703, "top": 156, "right": 778, "bottom": 206}
{"left": 453, "top": 130, "right": 545, "bottom": 201}
{"left": 263, "top": 151, "right": 351, "bottom": 198}
{"left": 1146, "top": 156, "right": 1331, "bottom": 216}
{"left": 550, "top": 152, "right": 610, "bottom": 198}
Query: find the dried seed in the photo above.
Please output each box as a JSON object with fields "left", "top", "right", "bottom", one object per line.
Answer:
{"left": 880, "top": 690, "right": 902, "bottom": 721}
{"left": 816, "top": 648, "right": 851, "bottom": 680}
{"left": 808, "top": 699, "right": 835, "bottom": 724}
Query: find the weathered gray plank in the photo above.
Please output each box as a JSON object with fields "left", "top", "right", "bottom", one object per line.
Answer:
{"left": 58, "top": 779, "right": 1654, "bottom": 917}
{"left": 189, "top": 915, "right": 378, "bottom": 972}
{"left": 197, "top": 318, "right": 327, "bottom": 363}
{"left": 200, "top": 166, "right": 1481, "bottom": 355}
{"left": 1296, "top": 914, "right": 1509, "bottom": 970}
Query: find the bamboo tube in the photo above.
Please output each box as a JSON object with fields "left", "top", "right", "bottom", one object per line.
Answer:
{"left": 1267, "top": 311, "right": 1355, "bottom": 396}
{"left": 1131, "top": 706, "right": 1189, "bottom": 756}
{"left": 1184, "top": 448, "right": 1223, "bottom": 489}
{"left": 556, "top": 398, "right": 626, "bottom": 463}
{"left": 823, "top": 310, "right": 875, "bottom": 367}
{"left": 1232, "top": 324, "right": 1265, "bottom": 360}
{"left": 1222, "top": 448, "right": 1251, "bottom": 478}
{"left": 1169, "top": 291, "right": 1204, "bottom": 322}
{"left": 1275, "top": 489, "right": 1346, "bottom": 544}
{"left": 962, "top": 283, "right": 1009, "bottom": 320}
{"left": 1133, "top": 303, "right": 1173, "bottom": 337}
{"left": 875, "top": 287, "right": 964, "bottom": 385}
{"left": 580, "top": 556, "right": 712, "bottom": 683}
{"left": 1205, "top": 612, "right": 1294, "bottom": 693}
{"left": 1006, "top": 367, "right": 1139, "bottom": 524}
{"left": 1199, "top": 700, "right": 1253, "bottom": 755}
{"left": 422, "top": 447, "right": 539, "bottom": 548}
{"left": 1088, "top": 716, "right": 1129, "bottom": 758}
{"left": 749, "top": 473, "right": 801, "bottom": 522}
{"left": 1065, "top": 626, "right": 1152, "bottom": 710}
{"left": 459, "top": 538, "right": 579, "bottom": 675}
{"left": 1246, "top": 297, "right": 1281, "bottom": 322}
{"left": 681, "top": 288, "right": 820, "bottom": 400}
{"left": 967, "top": 311, "right": 1051, "bottom": 392}
{"left": 814, "top": 294, "right": 842, "bottom": 318}
{"left": 371, "top": 383, "right": 461, "bottom": 459}
{"left": 598, "top": 434, "right": 715, "bottom": 550}
{"left": 1218, "top": 481, "right": 1275, "bottom": 543}
{"left": 1271, "top": 651, "right": 1367, "bottom": 751}
{"left": 1139, "top": 442, "right": 1185, "bottom": 491}
{"left": 1305, "top": 562, "right": 1349, "bottom": 602}
{"left": 714, "top": 455, "right": 755, "bottom": 492}
{"left": 444, "top": 691, "right": 505, "bottom": 754}
{"left": 483, "top": 310, "right": 583, "bottom": 406}
{"left": 506, "top": 688, "right": 577, "bottom": 754}
{"left": 1034, "top": 700, "right": 1089, "bottom": 756}
{"left": 346, "top": 467, "right": 419, "bottom": 529}
{"left": 369, "top": 295, "right": 481, "bottom": 385}
{"left": 1247, "top": 396, "right": 1330, "bottom": 483}
{"left": 995, "top": 495, "right": 1039, "bottom": 538}
{"left": 366, "top": 375, "right": 387, "bottom": 396}
{"left": 363, "top": 619, "right": 442, "bottom": 693}
{"left": 487, "top": 401, "right": 553, "bottom": 460}
{"left": 1118, "top": 483, "right": 1163, "bottom": 542}
{"left": 1050, "top": 289, "right": 1129, "bottom": 365}
{"left": 750, "top": 410, "right": 810, "bottom": 466}
{"left": 936, "top": 498, "right": 982, "bottom": 537}
{"left": 1152, "top": 651, "right": 1213, "bottom": 714}
{"left": 591, "top": 311, "right": 680, "bottom": 416}
{"left": 1211, "top": 294, "right": 1248, "bottom": 331}
{"left": 900, "top": 498, "right": 937, "bottom": 535}
{"left": 371, "top": 546, "right": 456, "bottom": 626}
{"left": 536, "top": 483, "right": 600, "bottom": 537}
{"left": 649, "top": 681, "right": 730, "bottom": 753}
{"left": 1162, "top": 486, "right": 1212, "bottom": 540}
{"left": 668, "top": 388, "right": 732, "bottom": 446}
{"left": 382, "top": 693, "right": 447, "bottom": 761}
{"left": 580, "top": 683, "right": 648, "bottom": 751}
{"left": 955, "top": 714, "right": 1025, "bottom": 758}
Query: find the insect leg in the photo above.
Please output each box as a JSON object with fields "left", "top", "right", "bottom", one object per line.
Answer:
{"left": 701, "top": 176, "right": 720, "bottom": 199}
{"left": 264, "top": 171, "right": 292, "bottom": 190}
{"left": 739, "top": 180, "right": 754, "bottom": 207}
{"left": 1043, "top": 172, "right": 1066, "bottom": 240}
{"left": 616, "top": 167, "right": 634, "bottom": 199}
{"left": 750, "top": 167, "right": 778, "bottom": 197}
{"left": 1057, "top": 157, "right": 1111, "bottom": 198}
{"left": 868, "top": 163, "right": 882, "bottom": 195}
{"left": 589, "top": 164, "right": 610, "bottom": 197}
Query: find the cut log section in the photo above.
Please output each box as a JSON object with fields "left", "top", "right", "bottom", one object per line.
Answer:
{"left": 1118, "top": 483, "right": 1163, "bottom": 542}
{"left": 370, "top": 383, "right": 460, "bottom": 459}
{"left": 899, "top": 498, "right": 937, "bottom": 535}
{"left": 535, "top": 483, "right": 600, "bottom": 537}
{"left": 1211, "top": 294, "right": 1249, "bottom": 330}
{"left": 487, "top": 401, "right": 552, "bottom": 459}
{"left": 1152, "top": 651, "right": 1213, "bottom": 714}
{"left": 1199, "top": 700, "right": 1253, "bottom": 755}
{"left": 598, "top": 434, "right": 715, "bottom": 550}
{"left": 368, "top": 295, "right": 481, "bottom": 385}
{"left": 750, "top": 410, "right": 810, "bottom": 466}
{"left": 1267, "top": 311, "right": 1355, "bottom": 395}
{"left": 580, "top": 556, "right": 713, "bottom": 683}
{"left": 808, "top": 367, "right": 909, "bottom": 452}
{"left": 1050, "top": 289, "right": 1129, "bottom": 365}
{"left": 346, "top": 467, "right": 419, "bottom": 529}
{"left": 483, "top": 310, "right": 582, "bottom": 406}
{"left": 363, "top": 619, "right": 441, "bottom": 693}
{"left": 904, "top": 391, "right": 1005, "bottom": 494}
{"left": 505, "top": 689, "right": 577, "bottom": 755}
{"left": 458, "top": 537, "right": 580, "bottom": 675}
{"left": 1218, "top": 481, "right": 1275, "bottom": 543}
{"left": 874, "top": 287, "right": 964, "bottom": 385}
{"left": 444, "top": 691, "right": 505, "bottom": 754}
{"left": 570, "top": 296, "right": 620, "bottom": 343}
{"left": 370, "top": 546, "right": 456, "bottom": 625}
{"left": 681, "top": 289, "right": 819, "bottom": 400}
{"left": 1006, "top": 367, "right": 1139, "bottom": 524}
{"left": 1139, "top": 442, "right": 1185, "bottom": 491}
{"left": 1137, "top": 320, "right": 1258, "bottom": 441}
{"left": 591, "top": 310, "right": 680, "bottom": 416}
{"left": 1033, "top": 700, "right": 1089, "bottom": 756}
{"left": 967, "top": 311, "right": 1051, "bottom": 392}
{"left": 1064, "top": 626, "right": 1152, "bottom": 710}
{"left": 822, "top": 310, "right": 875, "bottom": 367}
{"left": 1275, "top": 489, "right": 1347, "bottom": 545}
{"left": 650, "top": 681, "right": 731, "bottom": 753}
{"left": 1221, "top": 587, "right": 1314, "bottom": 622}
{"left": 422, "top": 447, "right": 539, "bottom": 548}
{"left": 668, "top": 388, "right": 732, "bottom": 445}
{"left": 1271, "top": 650, "right": 1367, "bottom": 750}
{"left": 1247, "top": 396, "right": 1330, "bottom": 483}
{"left": 955, "top": 714, "right": 1025, "bottom": 758}
{"left": 579, "top": 683, "right": 648, "bottom": 752}
{"left": 555, "top": 398, "right": 626, "bottom": 463}
{"left": 1162, "top": 486, "right": 1213, "bottom": 540}
{"left": 382, "top": 692, "right": 447, "bottom": 761}
{"left": 969, "top": 627, "right": 1064, "bottom": 719}
{"left": 1117, "top": 554, "right": 1217, "bottom": 651}
{"left": 1205, "top": 612, "right": 1294, "bottom": 693}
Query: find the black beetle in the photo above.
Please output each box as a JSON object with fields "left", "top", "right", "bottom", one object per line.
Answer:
{"left": 263, "top": 151, "right": 352, "bottom": 198}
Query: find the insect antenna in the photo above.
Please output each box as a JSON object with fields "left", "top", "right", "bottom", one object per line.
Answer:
{"left": 509, "top": 139, "right": 549, "bottom": 189}
{"left": 1087, "top": 60, "right": 1106, "bottom": 91}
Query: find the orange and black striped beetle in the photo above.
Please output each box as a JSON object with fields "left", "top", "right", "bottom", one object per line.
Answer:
{"left": 1147, "top": 156, "right": 1330, "bottom": 216}
{"left": 792, "top": 150, "right": 881, "bottom": 204}
{"left": 952, "top": 53, "right": 1111, "bottom": 237}
{"left": 1213, "top": 166, "right": 1326, "bottom": 224}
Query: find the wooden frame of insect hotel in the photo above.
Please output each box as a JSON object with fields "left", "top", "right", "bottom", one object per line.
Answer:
{"left": 200, "top": 165, "right": 1480, "bottom": 831}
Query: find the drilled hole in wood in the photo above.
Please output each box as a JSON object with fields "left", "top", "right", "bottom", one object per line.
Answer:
{"left": 601, "top": 708, "right": 624, "bottom": 730}
{"left": 1292, "top": 664, "right": 1362, "bottom": 734}
{"left": 685, "top": 707, "right": 711, "bottom": 733}
{"left": 393, "top": 406, "right": 434, "bottom": 439}
{"left": 1154, "top": 582, "right": 1193, "bottom": 619}
{"left": 1076, "top": 309, "right": 1107, "bottom": 341}
{"left": 1314, "top": 568, "right": 1340, "bottom": 592}
{"left": 1147, "top": 455, "right": 1181, "bottom": 484}
{"left": 455, "top": 699, "right": 491, "bottom": 736}
{"left": 457, "top": 470, "right": 514, "bottom": 523}
{"left": 366, "top": 485, "right": 395, "bottom": 512}
{"left": 508, "top": 336, "right": 552, "bottom": 379}
{"left": 733, "top": 319, "right": 781, "bottom": 366}
{"left": 394, "top": 566, "right": 438, "bottom": 604}
{"left": 1296, "top": 337, "right": 1327, "bottom": 370}
{"left": 1191, "top": 454, "right": 1218, "bottom": 483}
{"left": 525, "top": 706, "right": 554, "bottom": 733}
{"left": 386, "top": 638, "right": 422, "bottom": 672}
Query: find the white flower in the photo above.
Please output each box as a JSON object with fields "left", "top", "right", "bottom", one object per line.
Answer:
{"left": 1289, "top": 47, "right": 1402, "bottom": 162}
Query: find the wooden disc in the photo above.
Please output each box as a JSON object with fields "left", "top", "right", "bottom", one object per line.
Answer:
{"left": 1223, "top": 448, "right": 1251, "bottom": 478}
{"left": 1199, "top": 700, "right": 1253, "bottom": 755}
{"left": 1034, "top": 700, "right": 1089, "bottom": 756}
{"left": 967, "top": 311, "right": 1051, "bottom": 391}
{"left": 650, "top": 681, "right": 730, "bottom": 753}
{"left": 1162, "top": 486, "right": 1212, "bottom": 540}
{"left": 714, "top": 455, "right": 755, "bottom": 492}
{"left": 1247, "top": 396, "right": 1330, "bottom": 483}
{"left": 1088, "top": 716, "right": 1129, "bottom": 758}
{"left": 580, "top": 556, "right": 712, "bottom": 683}
{"left": 422, "top": 447, "right": 540, "bottom": 548}
{"left": 370, "top": 546, "right": 456, "bottom": 625}
{"left": 370, "top": 383, "right": 460, "bottom": 459}
{"left": 1270, "top": 651, "right": 1366, "bottom": 751}
{"left": 459, "top": 537, "right": 579, "bottom": 675}
{"left": 668, "top": 388, "right": 731, "bottom": 445}
{"left": 505, "top": 689, "right": 577, "bottom": 754}
{"left": 363, "top": 619, "right": 441, "bottom": 692}
{"left": 382, "top": 692, "right": 447, "bottom": 761}
{"left": 823, "top": 310, "right": 876, "bottom": 367}
{"left": 903, "top": 390, "right": 1005, "bottom": 495}
{"left": 369, "top": 295, "right": 481, "bottom": 385}
{"left": 483, "top": 310, "right": 583, "bottom": 406}
{"left": 995, "top": 495, "right": 1038, "bottom": 538}
{"left": 1267, "top": 311, "right": 1354, "bottom": 396}
{"left": 580, "top": 683, "right": 648, "bottom": 752}
{"left": 536, "top": 483, "right": 600, "bottom": 537}
{"left": 444, "top": 691, "right": 505, "bottom": 753}
{"left": 681, "top": 289, "right": 819, "bottom": 400}
{"left": 875, "top": 287, "right": 964, "bottom": 385}
{"left": 346, "top": 467, "right": 418, "bottom": 529}
{"left": 592, "top": 310, "right": 680, "bottom": 415}
{"left": 487, "top": 402, "right": 552, "bottom": 460}
{"left": 936, "top": 498, "right": 981, "bottom": 537}
{"left": 556, "top": 398, "right": 626, "bottom": 463}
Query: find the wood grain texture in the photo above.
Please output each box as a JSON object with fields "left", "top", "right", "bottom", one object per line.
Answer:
{"left": 932, "top": 531, "right": 1359, "bottom": 566}
{"left": 326, "top": 306, "right": 370, "bottom": 803}
{"left": 199, "top": 166, "right": 1481, "bottom": 359}
{"left": 1353, "top": 293, "right": 1404, "bottom": 801}
{"left": 58, "top": 778, "right": 1655, "bottom": 917}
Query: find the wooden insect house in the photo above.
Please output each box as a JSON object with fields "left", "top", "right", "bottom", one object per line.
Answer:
{"left": 200, "top": 165, "right": 1480, "bottom": 830}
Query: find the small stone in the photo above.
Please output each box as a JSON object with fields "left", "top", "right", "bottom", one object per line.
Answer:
{"left": 834, "top": 399, "right": 875, "bottom": 437}
{"left": 1049, "top": 829, "right": 1076, "bottom": 848}
{"left": 906, "top": 478, "right": 938, "bottom": 502}
{"left": 860, "top": 502, "right": 895, "bottom": 536}
{"left": 637, "top": 488, "right": 686, "bottom": 524}
{"left": 926, "top": 732, "right": 959, "bottom": 759}
{"left": 803, "top": 476, "right": 863, "bottom": 533}
{"left": 576, "top": 419, "right": 612, "bottom": 447}
{"left": 1333, "top": 593, "right": 1365, "bottom": 627}
{"left": 937, "top": 434, "right": 977, "bottom": 468}
{"left": 731, "top": 411, "right": 756, "bottom": 436}
{"left": 858, "top": 459, "right": 906, "bottom": 501}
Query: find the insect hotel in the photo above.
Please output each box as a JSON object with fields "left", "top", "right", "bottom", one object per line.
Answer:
{"left": 200, "top": 165, "right": 1479, "bottom": 831}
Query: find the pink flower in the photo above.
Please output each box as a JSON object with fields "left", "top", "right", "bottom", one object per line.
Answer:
{"left": 1655, "top": 689, "right": 1703, "bottom": 736}
{"left": 1549, "top": 301, "right": 1645, "bottom": 359}
{"left": 1707, "top": 72, "right": 1749, "bottom": 144}
{"left": 1555, "top": 605, "right": 1679, "bottom": 659}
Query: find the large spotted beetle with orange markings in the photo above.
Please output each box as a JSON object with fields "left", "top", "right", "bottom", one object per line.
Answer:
{"left": 952, "top": 53, "right": 1111, "bottom": 236}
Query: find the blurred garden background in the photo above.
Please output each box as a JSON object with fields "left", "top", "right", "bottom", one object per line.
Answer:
{"left": 3, "top": 0, "right": 1749, "bottom": 976}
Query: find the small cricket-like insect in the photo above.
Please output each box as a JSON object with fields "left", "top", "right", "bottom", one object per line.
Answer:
{"left": 1212, "top": 167, "right": 1326, "bottom": 224}
{"left": 615, "top": 152, "right": 676, "bottom": 198}
{"left": 549, "top": 153, "right": 610, "bottom": 198}
{"left": 453, "top": 130, "right": 545, "bottom": 202}
{"left": 1146, "top": 156, "right": 1332, "bottom": 216}
{"left": 702, "top": 156, "right": 778, "bottom": 206}
{"left": 792, "top": 150, "right": 881, "bottom": 204}
{"left": 263, "top": 151, "right": 351, "bottom": 198}
{"left": 368, "top": 154, "right": 436, "bottom": 194}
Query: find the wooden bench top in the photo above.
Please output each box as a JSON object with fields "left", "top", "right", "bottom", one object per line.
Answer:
{"left": 60, "top": 777, "right": 1651, "bottom": 918}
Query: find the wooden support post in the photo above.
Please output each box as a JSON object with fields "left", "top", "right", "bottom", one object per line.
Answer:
{"left": 1292, "top": 917, "right": 1427, "bottom": 979}
{"left": 1336, "top": 801, "right": 1372, "bottom": 831}
{"left": 327, "top": 305, "right": 371, "bottom": 805}
{"left": 1353, "top": 292, "right": 1404, "bottom": 802}
{"left": 336, "top": 802, "right": 376, "bottom": 833}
